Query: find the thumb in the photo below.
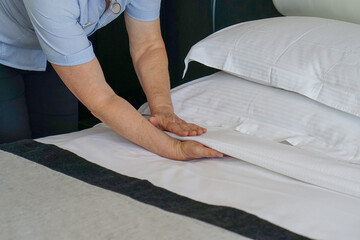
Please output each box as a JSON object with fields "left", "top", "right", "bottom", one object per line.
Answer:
{"left": 149, "top": 116, "right": 161, "bottom": 128}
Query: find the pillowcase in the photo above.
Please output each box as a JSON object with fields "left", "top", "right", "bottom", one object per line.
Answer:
{"left": 184, "top": 16, "right": 360, "bottom": 117}
{"left": 139, "top": 71, "right": 360, "bottom": 163}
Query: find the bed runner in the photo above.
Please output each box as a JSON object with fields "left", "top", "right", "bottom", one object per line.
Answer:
{"left": 0, "top": 139, "right": 309, "bottom": 240}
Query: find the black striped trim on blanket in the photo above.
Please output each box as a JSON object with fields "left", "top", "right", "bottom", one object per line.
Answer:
{"left": 0, "top": 139, "right": 309, "bottom": 240}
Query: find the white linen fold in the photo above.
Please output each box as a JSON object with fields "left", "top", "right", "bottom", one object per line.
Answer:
{"left": 168, "top": 126, "right": 360, "bottom": 198}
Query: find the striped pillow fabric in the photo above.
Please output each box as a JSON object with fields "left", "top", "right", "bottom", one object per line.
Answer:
{"left": 184, "top": 16, "right": 360, "bottom": 117}
{"left": 140, "top": 72, "right": 360, "bottom": 163}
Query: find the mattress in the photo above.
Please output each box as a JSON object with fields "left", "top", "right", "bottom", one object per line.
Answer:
{"left": 31, "top": 71, "right": 360, "bottom": 240}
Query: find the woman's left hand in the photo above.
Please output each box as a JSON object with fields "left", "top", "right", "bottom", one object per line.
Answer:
{"left": 148, "top": 108, "right": 207, "bottom": 137}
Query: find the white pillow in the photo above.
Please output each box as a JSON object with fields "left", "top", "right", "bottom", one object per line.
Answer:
{"left": 184, "top": 16, "right": 360, "bottom": 117}
{"left": 140, "top": 72, "right": 360, "bottom": 163}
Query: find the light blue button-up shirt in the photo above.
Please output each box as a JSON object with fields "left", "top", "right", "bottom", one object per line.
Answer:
{"left": 0, "top": 0, "right": 161, "bottom": 71}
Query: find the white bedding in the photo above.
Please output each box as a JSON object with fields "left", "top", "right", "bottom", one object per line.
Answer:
{"left": 39, "top": 72, "right": 360, "bottom": 240}
{"left": 184, "top": 16, "right": 360, "bottom": 117}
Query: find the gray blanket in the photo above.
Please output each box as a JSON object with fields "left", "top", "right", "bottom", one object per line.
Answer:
{"left": 0, "top": 140, "right": 308, "bottom": 240}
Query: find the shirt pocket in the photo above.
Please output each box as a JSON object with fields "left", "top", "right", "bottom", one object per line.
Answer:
{"left": 78, "top": 0, "right": 101, "bottom": 35}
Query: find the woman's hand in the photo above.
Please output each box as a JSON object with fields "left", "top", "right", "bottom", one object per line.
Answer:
{"left": 171, "top": 140, "right": 224, "bottom": 161}
{"left": 148, "top": 107, "right": 224, "bottom": 160}
{"left": 148, "top": 107, "right": 206, "bottom": 137}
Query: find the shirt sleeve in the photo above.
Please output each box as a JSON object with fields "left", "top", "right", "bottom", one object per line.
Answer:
{"left": 23, "top": 0, "right": 95, "bottom": 66}
{"left": 125, "top": 0, "right": 161, "bottom": 22}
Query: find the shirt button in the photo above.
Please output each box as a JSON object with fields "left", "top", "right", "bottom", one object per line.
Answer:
{"left": 111, "top": 1, "right": 122, "bottom": 14}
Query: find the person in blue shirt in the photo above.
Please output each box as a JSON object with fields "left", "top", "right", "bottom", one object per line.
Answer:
{"left": 0, "top": 0, "right": 223, "bottom": 160}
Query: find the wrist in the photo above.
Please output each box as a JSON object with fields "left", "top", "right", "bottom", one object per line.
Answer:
{"left": 150, "top": 103, "right": 174, "bottom": 115}
{"left": 154, "top": 134, "right": 182, "bottom": 160}
{"left": 166, "top": 138, "right": 184, "bottom": 160}
{"left": 146, "top": 93, "right": 173, "bottom": 113}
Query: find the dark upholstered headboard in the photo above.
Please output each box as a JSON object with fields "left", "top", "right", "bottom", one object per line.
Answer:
{"left": 161, "top": 0, "right": 281, "bottom": 87}
{"left": 80, "top": 0, "right": 281, "bottom": 128}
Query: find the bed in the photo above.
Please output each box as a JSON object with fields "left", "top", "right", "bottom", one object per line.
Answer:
{"left": 1, "top": 0, "right": 360, "bottom": 239}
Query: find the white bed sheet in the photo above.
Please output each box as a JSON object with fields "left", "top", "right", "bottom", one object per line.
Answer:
{"left": 38, "top": 72, "right": 360, "bottom": 240}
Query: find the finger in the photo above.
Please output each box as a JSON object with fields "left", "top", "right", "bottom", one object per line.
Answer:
{"left": 196, "top": 144, "right": 224, "bottom": 158}
{"left": 164, "top": 120, "right": 206, "bottom": 136}
{"left": 151, "top": 116, "right": 190, "bottom": 136}
{"left": 184, "top": 141, "right": 224, "bottom": 159}
{"left": 151, "top": 114, "right": 207, "bottom": 136}
{"left": 166, "top": 121, "right": 190, "bottom": 136}
{"left": 178, "top": 122, "right": 199, "bottom": 136}
{"left": 156, "top": 116, "right": 190, "bottom": 136}
{"left": 179, "top": 123, "right": 207, "bottom": 136}
{"left": 186, "top": 123, "right": 207, "bottom": 136}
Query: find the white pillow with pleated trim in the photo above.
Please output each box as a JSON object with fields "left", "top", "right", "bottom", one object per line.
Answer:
{"left": 140, "top": 71, "right": 360, "bottom": 163}
{"left": 183, "top": 16, "right": 360, "bottom": 117}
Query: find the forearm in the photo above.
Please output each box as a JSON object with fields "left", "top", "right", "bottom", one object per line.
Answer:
{"left": 125, "top": 15, "right": 173, "bottom": 113}
{"left": 95, "top": 94, "right": 179, "bottom": 157}
{"left": 51, "top": 58, "right": 179, "bottom": 158}
{"left": 133, "top": 44, "right": 173, "bottom": 112}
